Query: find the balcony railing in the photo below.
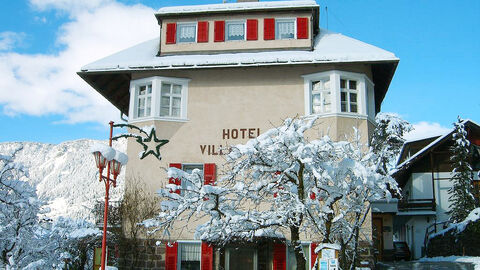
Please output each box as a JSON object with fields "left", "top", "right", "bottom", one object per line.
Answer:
{"left": 398, "top": 198, "right": 436, "bottom": 212}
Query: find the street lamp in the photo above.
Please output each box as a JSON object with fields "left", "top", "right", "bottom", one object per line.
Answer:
{"left": 90, "top": 121, "right": 128, "bottom": 270}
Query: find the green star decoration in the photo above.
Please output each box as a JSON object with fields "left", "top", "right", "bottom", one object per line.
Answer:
{"left": 112, "top": 123, "right": 169, "bottom": 161}
{"left": 137, "top": 128, "right": 169, "bottom": 160}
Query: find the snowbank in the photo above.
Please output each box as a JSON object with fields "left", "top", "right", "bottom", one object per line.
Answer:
{"left": 420, "top": 256, "right": 480, "bottom": 270}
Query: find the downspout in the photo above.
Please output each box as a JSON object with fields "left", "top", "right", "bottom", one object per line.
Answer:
{"left": 430, "top": 152, "right": 436, "bottom": 211}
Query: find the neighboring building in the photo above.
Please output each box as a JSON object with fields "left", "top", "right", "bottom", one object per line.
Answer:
{"left": 390, "top": 120, "right": 480, "bottom": 259}
{"left": 78, "top": 0, "right": 399, "bottom": 269}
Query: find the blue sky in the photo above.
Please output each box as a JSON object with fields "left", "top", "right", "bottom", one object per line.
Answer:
{"left": 0, "top": 0, "right": 478, "bottom": 143}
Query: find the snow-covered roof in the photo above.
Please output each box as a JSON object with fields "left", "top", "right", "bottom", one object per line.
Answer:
{"left": 156, "top": 1, "right": 319, "bottom": 16}
{"left": 393, "top": 119, "right": 480, "bottom": 174}
{"left": 80, "top": 28, "right": 398, "bottom": 72}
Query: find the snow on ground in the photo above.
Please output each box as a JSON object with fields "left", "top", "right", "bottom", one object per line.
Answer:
{"left": 419, "top": 256, "right": 480, "bottom": 270}
{"left": 0, "top": 138, "right": 126, "bottom": 222}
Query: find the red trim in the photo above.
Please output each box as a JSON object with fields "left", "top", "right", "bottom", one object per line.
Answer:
{"left": 246, "top": 19, "right": 258, "bottom": 40}
{"left": 165, "top": 242, "right": 178, "bottom": 270}
{"left": 310, "top": 192, "right": 316, "bottom": 200}
{"left": 169, "top": 163, "right": 182, "bottom": 194}
{"left": 166, "top": 23, "right": 176, "bottom": 44}
{"left": 201, "top": 242, "right": 213, "bottom": 270}
{"left": 311, "top": 242, "right": 318, "bottom": 269}
{"left": 204, "top": 163, "right": 216, "bottom": 185}
{"left": 296, "top": 17, "right": 309, "bottom": 39}
{"left": 197, "top": 21, "right": 209, "bottom": 43}
{"left": 264, "top": 18, "right": 275, "bottom": 40}
{"left": 214, "top": 21, "right": 225, "bottom": 42}
{"left": 273, "top": 243, "right": 286, "bottom": 270}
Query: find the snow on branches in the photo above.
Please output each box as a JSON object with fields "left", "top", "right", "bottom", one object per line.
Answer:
{"left": 145, "top": 117, "right": 398, "bottom": 270}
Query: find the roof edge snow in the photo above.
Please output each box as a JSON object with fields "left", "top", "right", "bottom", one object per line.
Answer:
{"left": 156, "top": 1, "right": 319, "bottom": 16}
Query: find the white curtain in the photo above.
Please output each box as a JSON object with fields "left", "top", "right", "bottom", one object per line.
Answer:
{"left": 179, "top": 25, "right": 196, "bottom": 40}
{"left": 181, "top": 243, "right": 201, "bottom": 261}
{"left": 228, "top": 23, "right": 244, "bottom": 37}
{"left": 277, "top": 21, "right": 294, "bottom": 37}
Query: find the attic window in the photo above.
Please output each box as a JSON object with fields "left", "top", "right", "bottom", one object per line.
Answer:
{"left": 177, "top": 23, "right": 196, "bottom": 43}
{"left": 276, "top": 19, "right": 295, "bottom": 39}
{"left": 226, "top": 21, "right": 245, "bottom": 41}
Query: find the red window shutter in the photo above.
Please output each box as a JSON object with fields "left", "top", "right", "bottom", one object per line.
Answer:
{"left": 214, "top": 21, "right": 225, "bottom": 42}
{"left": 197, "top": 21, "right": 209, "bottom": 43}
{"left": 310, "top": 191, "right": 316, "bottom": 200}
{"left": 264, "top": 18, "right": 275, "bottom": 40}
{"left": 204, "top": 163, "right": 216, "bottom": 185}
{"left": 166, "top": 23, "right": 177, "bottom": 44}
{"left": 311, "top": 242, "right": 318, "bottom": 269}
{"left": 246, "top": 19, "right": 258, "bottom": 40}
{"left": 201, "top": 242, "right": 213, "bottom": 270}
{"left": 273, "top": 243, "right": 286, "bottom": 270}
{"left": 297, "top": 17, "right": 309, "bottom": 39}
{"left": 169, "top": 163, "right": 182, "bottom": 194}
{"left": 165, "top": 242, "right": 178, "bottom": 270}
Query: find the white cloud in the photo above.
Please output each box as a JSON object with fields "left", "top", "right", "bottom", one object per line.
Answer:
{"left": 404, "top": 121, "right": 451, "bottom": 141}
{"left": 0, "top": 32, "right": 26, "bottom": 51}
{"left": 0, "top": 1, "right": 158, "bottom": 124}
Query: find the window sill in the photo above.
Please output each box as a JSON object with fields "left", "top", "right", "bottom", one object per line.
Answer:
{"left": 305, "top": 112, "right": 369, "bottom": 120}
{"left": 129, "top": 116, "right": 189, "bottom": 124}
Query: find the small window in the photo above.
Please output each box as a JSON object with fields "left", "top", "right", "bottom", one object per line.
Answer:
{"left": 287, "top": 244, "right": 310, "bottom": 270}
{"left": 182, "top": 164, "right": 204, "bottom": 195}
{"left": 179, "top": 242, "right": 201, "bottom": 270}
{"left": 136, "top": 84, "right": 152, "bottom": 118}
{"left": 276, "top": 19, "right": 295, "bottom": 39}
{"left": 340, "top": 78, "right": 358, "bottom": 113}
{"left": 226, "top": 21, "right": 245, "bottom": 41}
{"left": 311, "top": 79, "right": 331, "bottom": 114}
{"left": 160, "top": 83, "right": 183, "bottom": 117}
{"left": 177, "top": 23, "right": 196, "bottom": 43}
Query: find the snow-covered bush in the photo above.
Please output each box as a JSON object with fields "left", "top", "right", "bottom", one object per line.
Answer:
{"left": 145, "top": 117, "right": 398, "bottom": 270}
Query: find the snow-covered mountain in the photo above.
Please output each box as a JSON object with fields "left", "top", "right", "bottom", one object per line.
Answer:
{"left": 0, "top": 139, "right": 126, "bottom": 222}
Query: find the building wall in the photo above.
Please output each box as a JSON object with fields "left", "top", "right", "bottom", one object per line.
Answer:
{"left": 125, "top": 63, "right": 376, "bottom": 240}
{"left": 160, "top": 11, "right": 313, "bottom": 55}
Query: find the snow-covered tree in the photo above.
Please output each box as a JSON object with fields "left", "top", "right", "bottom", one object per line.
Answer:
{"left": 448, "top": 117, "right": 477, "bottom": 223}
{"left": 0, "top": 147, "right": 42, "bottom": 268}
{"left": 1, "top": 148, "right": 101, "bottom": 269}
{"left": 371, "top": 113, "right": 412, "bottom": 175}
{"left": 145, "top": 117, "right": 398, "bottom": 270}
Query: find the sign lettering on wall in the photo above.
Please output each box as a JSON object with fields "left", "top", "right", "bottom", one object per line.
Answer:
{"left": 200, "top": 128, "right": 261, "bottom": 156}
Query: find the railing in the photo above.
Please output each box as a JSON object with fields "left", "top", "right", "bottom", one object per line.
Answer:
{"left": 398, "top": 198, "right": 436, "bottom": 212}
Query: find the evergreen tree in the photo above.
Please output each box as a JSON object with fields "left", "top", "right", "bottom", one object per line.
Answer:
{"left": 371, "top": 113, "right": 412, "bottom": 175}
{"left": 448, "top": 117, "right": 476, "bottom": 223}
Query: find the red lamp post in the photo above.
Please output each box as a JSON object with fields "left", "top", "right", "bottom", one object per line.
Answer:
{"left": 91, "top": 121, "right": 127, "bottom": 270}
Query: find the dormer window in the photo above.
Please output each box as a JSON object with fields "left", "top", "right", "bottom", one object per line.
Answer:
{"left": 276, "top": 19, "right": 295, "bottom": 39}
{"left": 177, "top": 23, "right": 196, "bottom": 43}
{"left": 226, "top": 21, "right": 245, "bottom": 41}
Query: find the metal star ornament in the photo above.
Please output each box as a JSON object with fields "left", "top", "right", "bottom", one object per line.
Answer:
{"left": 137, "top": 128, "right": 169, "bottom": 160}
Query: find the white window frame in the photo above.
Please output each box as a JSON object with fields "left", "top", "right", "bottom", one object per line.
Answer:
{"left": 129, "top": 76, "right": 190, "bottom": 123}
{"left": 310, "top": 77, "right": 332, "bottom": 114}
{"left": 340, "top": 78, "right": 359, "bottom": 114}
{"left": 225, "top": 20, "right": 246, "bottom": 41}
{"left": 275, "top": 18, "right": 296, "bottom": 40}
{"left": 302, "top": 70, "right": 374, "bottom": 119}
{"left": 134, "top": 83, "right": 153, "bottom": 118}
{"left": 177, "top": 22, "right": 197, "bottom": 43}
{"left": 177, "top": 240, "right": 202, "bottom": 270}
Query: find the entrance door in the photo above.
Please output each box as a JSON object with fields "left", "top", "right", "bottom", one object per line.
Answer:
{"left": 93, "top": 247, "right": 102, "bottom": 270}
{"left": 372, "top": 217, "right": 383, "bottom": 261}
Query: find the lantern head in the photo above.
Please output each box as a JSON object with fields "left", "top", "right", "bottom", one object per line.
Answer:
{"left": 110, "top": 159, "right": 122, "bottom": 180}
{"left": 93, "top": 151, "right": 107, "bottom": 173}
